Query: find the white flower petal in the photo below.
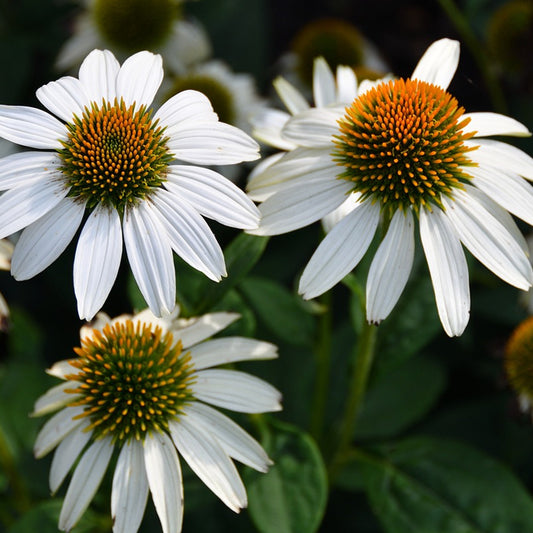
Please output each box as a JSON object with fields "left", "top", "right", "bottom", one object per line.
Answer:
{"left": 183, "top": 402, "right": 271, "bottom": 472}
{"left": 313, "top": 57, "right": 337, "bottom": 107}
{"left": 443, "top": 188, "right": 533, "bottom": 289}
{"left": 336, "top": 65, "right": 358, "bottom": 104}
{"left": 59, "top": 437, "right": 114, "bottom": 532}
{"left": 11, "top": 197, "right": 85, "bottom": 280}
{"left": 49, "top": 419, "right": 92, "bottom": 494}
{"left": 116, "top": 51, "right": 163, "bottom": 108}
{"left": 0, "top": 151, "right": 59, "bottom": 191}
{"left": 192, "top": 369, "right": 282, "bottom": 413}
{"left": 155, "top": 90, "right": 218, "bottom": 131}
{"left": 168, "top": 416, "right": 247, "bottom": 513}
{"left": 273, "top": 76, "right": 310, "bottom": 115}
{"left": 34, "top": 406, "right": 86, "bottom": 458}
{"left": 189, "top": 337, "right": 278, "bottom": 370}
{"left": 282, "top": 108, "right": 342, "bottom": 147}
{"left": 36, "top": 76, "right": 90, "bottom": 122}
{"left": 124, "top": 203, "right": 176, "bottom": 317}
{"left": 166, "top": 165, "right": 259, "bottom": 229}
{"left": 144, "top": 432, "right": 183, "bottom": 533}
{"left": 250, "top": 108, "right": 296, "bottom": 151}
{"left": 167, "top": 122, "right": 259, "bottom": 165}
{"left": 299, "top": 200, "right": 380, "bottom": 299}
{"left": 247, "top": 153, "right": 287, "bottom": 201}
{"left": 112, "top": 440, "right": 149, "bottom": 533}
{"left": 0, "top": 105, "right": 67, "bottom": 149}
{"left": 173, "top": 312, "right": 240, "bottom": 349}
{"left": 46, "top": 359, "right": 78, "bottom": 379}
{"left": 0, "top": 176, "right": 68, "bottom": 240}
{"left": 321, "top": 191, "right": 361, "bottom": 233}
{"left": 366, "top": 209, "right": 415, "bottom": 324}
{"left": 79, "top": 49, "right": 120, "bottom": 103}
{"left": 74, "top": 204, "right": 123, "bottom": 320}
{"left": 411, "top": 38, "right": 460, "bottom": 89}
{"left": 32, "top": 381, "right": 79, "bottom": 417}
{"left": 420, "top": 205, "right": 470, "bottom": 337}
{"left": 150, "top": 189, "right": 226, "bottom": 281}
{"left": 461, "top": 112, "right": 530, "bottom": 137}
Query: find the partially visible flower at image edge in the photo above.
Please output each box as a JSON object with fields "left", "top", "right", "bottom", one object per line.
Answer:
{"left": 32, "top": 308, "right": 281, "bottom": 533}
{"left": 249, "top": 38, "right": 533, "bottom": 337}
{"left": 0, "top": 49, "right": 260, "bottom": 320}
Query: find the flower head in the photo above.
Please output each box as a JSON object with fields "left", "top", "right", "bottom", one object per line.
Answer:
{"left": 249, "top": 39, "right": 533, "bottom": 336}
{"left": 0, "top": 49, "right": 260, "bottom": 320}
{"left": 33, "top": 308, "right": 281, "bottom": 533}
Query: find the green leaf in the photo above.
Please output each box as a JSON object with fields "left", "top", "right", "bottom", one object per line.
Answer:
{"left": 240, "top": 276, "right": 315, "bottom": 345}
{"left": 354, "top": 356, "right": 447, "bottom": 441}
{"left": 358, "top": 436, "right": 533, "bottom": 533}
{"left": 246, "top": 420, "right": 328, "bottom": 533}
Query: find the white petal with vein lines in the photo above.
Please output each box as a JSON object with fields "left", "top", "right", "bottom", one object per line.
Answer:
{"left": 273, "top": 76, "right": 310, "bottom": 115}
{"left": 79, "top": 49, "right": 120, "bottom": 103}
{"left": 155, "top": 90, "right": 218, "bottom": 131}
{"left": 282, "top": 107, "right": 342, "bottom": 148}
{"left": 461, "top": 112, "right": 530, "bottom": 137}
{"left": 313, "top": 57, "right": 336, "bottom": 108}
{"left": 0, "top": 151, "right": 60, "bottom": 191}
{"left": 173, "top": 312, "right": 240, "bottom": 349}
{"left": 36, "top": 76, "right": 90, "bottom": 122}
{"left": 32, "top": 381, "right": 79, "bottom": 417}
{"left": 411, "top": 38, "right": 460, "bottom": 89}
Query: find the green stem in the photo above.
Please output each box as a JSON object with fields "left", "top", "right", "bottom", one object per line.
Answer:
{"left": 310, "top": 290, "right": 333, "bottom": 443}
{"left": 437, "top": 0, "right": 507, "bottom": 113}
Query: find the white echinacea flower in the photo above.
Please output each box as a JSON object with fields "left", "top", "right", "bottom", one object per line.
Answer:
{"left": 249, "top": 38, "right": 533, "bottom": 337}
{"left": 32, "top": 308, "right": 281, "bottom": 533}
{"left": 0, "top": 49, "right": 260, "bottom": 320}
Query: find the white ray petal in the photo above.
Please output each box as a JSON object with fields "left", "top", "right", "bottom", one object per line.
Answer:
{"left": 79, "top": 49, "right": 120, "bottom": 103}
{"left": 116, "top": 51, "right": 163, "bottom": 108}
{"left": 313, "top": 57, "right": 337, "bottom": 107}
{"left": 32, "top": 381, "right": 79, "bottom": 417}
{"left": 321, "top": 191, "right": 360, "bottom": 233}
{"left": 461, "top": 112, "right": 530, "bottom": 137}
{"left": 112, "top": 440, "right": 149, "bottom": 533}
{"left": 36, "top": 76, "right": 90, "bottom": 123}
{"left": 299, "top": 200, "right": 380, "bottom": 299}
{"left": 59, "top": 437, "right": 114, "bottom": 532}
{"left": 0, "top": 151, "right": 59, "bottom": 191}
{"left": 46, "top": 359, "right": 78, "bottom": 380}
{"left": 0, "top": 105, "right": 67, "bottom": 149}
{"left": 246, "top": 153, "right": 287, "bottom": 201}
{"left": 192, "top": 369, "right": 282, "bottom": 413}
{"left": 74, "top": 204, "right": 123, "bottom": 321}
{"left": 11, "top": 197, "right": 85, "bottom": 280}
{"left": 366, "top": 209, "right": 415, "bottom": 324}
{"left": 49, "top": 419, "right": 92, "bottom": 494}
{"left": 282, "top": 108, "right": 342, "bottom": 147}
{"left": 419, "top": 207, "right": 470, "bottom": 337}
{"left": 250, "top": 108, "right": 296, "bottom": 151}
{"left": 0, "top": 177, "right": 68, "bottom": 240}
{"left": 189, "top": 337, "right": 278, "bottom": 370}
{"left": 166, "top": 165, "right": 260, "bottom": 229}
{"left": 172, "top": 312, "right": 240, "bottom": 348}
{"left": 273, "top": 76, "right": 310, "bottom": 115}
{"left": 168, "top": 416, "right": 247, "bottom": 512}
{"left": 123, "top": 203, "right": 176, "bottom": 317}
{"left": 336, "top": 65, "right": 358, "bottom": 104}
{"left": 411, "top": 38, "right": 460, "bottom": 89}
{"left": 183, "top": 403, "right": 271, "bottom": 472}
{"left": 144, "top": 432, "right": 183, "bottom": 533}
{"left": 150, "top": 189, "right": 226, "bottom": 281}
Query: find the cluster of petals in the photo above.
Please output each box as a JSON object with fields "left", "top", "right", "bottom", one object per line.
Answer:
{"left": 32, "top": 308, "right": 282, "bottom": 533}
{"left": 0, "top": 49, "right": 261, "bottom": 321}
{"left": 248, "top": 38, "right": 533, "bottom": 336}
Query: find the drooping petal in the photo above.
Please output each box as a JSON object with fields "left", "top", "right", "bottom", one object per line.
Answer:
{"left": 0, "top": 151, "right": 60, "bottom": 191}
{"left": 74, "top": 204, "right": 123, "bottom": 321}
{"left": 79, "top": 49, "right": 120, "bottom": 103}
{"left": 299, "top": 200, "right": 380, "bottom": 299}
{"left": 112, "top": 440, "right": 150, "bottom": 533}
{"left": 144, "top": 432, "right": 183, "bottom": 533}
{"left": 189, "top": 337, "right": 278, "bottom": 370}
{"left": 0, "top": 105, "right": 67, "bottom": 149}
{"left": 168, "top": 416, "right": 247, "bottom": 513}
{"left": 165, "top": 165, "right": 260, "bottom": 229}
{"left": 150, "top": 189, "right": 226, "bottom": 282}
{"left": 272, "top": 76, "right": 310, "bottom": 115}
{"left": 366, "top": 209, "right": 415, "bottom": 324}
{"left": 461, "top": 112, "right": 530, "bottom": 137}
{"left": 192, "top": 369, "right": 282, "bottom": 413}
{"left": 116, "top": 51, "right": 163, "bottom": 108}
{"left": 282, "top": 108, "right": 342, "bottom": 148}
{"left": 411, "top": 38, "right": 460, "bottom": 89}
{"left": 443, "top": 188, "right": 533, "bottom": 289}
{"left": 59, "top": 437, "right": 114, "bottom": 532}
{"left": 36, "top": 76, "right": 90, "bottom": 123}
{"left": 419, "top": 207, "right": 470, "bottom": 337}
{"left": 173, "top": 312, "right": 240, "bottom": 349}
{"left": 11, "top": 197, "right": 85, "bottom": 280}
{"left": 313, "top": 57, "right": 337, "bottom": 107}
{"left": 183, "top": 402, "right": 272, "bottom": 472}
{"left": 0, "top": 177, "right": 68, "bottom": 240}
{"left": 32, "top": 381, "right": 80, "bottom": 417}
{"left": 250, "top": 108, "right": 296, "bottom": 151}
{"left": 123, "top": 203, "right": 176, "bottom": 317}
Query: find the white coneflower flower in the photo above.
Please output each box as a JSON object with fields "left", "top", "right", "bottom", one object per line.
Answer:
{"left": 32, "top": 308, "right": 281, "bottom": 533}
{"left": 56, "top": 0, "right": 211, "bottom": 74}
{"left": 0, "top": 49, "right": 260, "bottom": 320}
{"left": 249, "top": 38, "right": 533, "bottom": 337}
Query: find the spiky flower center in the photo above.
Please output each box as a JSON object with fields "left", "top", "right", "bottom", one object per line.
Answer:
{"left": 66, "top": 320, "right": 195, "bottom": 445}
{"left": 333, "top": 78, "right": 477, "bottom": 216}
{"left": 505, "top": 316, "right": 533, "bottom": 408}
{"left": 58, "top": 99, "right": 172, "bottom": 211}
{"left": 93, "top": 0, "right": 178, "bottom": 52}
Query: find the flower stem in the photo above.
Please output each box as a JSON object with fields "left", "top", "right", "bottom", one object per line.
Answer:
{"left": 437, "top": 0, "right": 507, "bottom": 113}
